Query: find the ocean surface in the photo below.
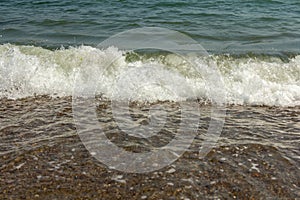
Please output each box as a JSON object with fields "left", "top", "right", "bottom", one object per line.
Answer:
{"left": 0, "top": 0, "right": 300, "bottom": 199}
{"left": 1, "top": 0, "right": 300, "bottom": 53}
{"left": 0, "top": 0, "right": 300, "bottom": 105}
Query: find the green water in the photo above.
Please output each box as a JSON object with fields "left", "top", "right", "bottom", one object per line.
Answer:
{"left": 1, "top": 0, "right": 299, "bottom": 53}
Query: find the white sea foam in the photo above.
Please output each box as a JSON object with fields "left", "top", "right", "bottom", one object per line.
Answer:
{"left": 0, "top": 44, "right": 299, "bottom": 106}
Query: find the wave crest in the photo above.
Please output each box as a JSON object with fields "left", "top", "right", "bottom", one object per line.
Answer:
{"left": 0, "top": 44, "right": 299, "bottom": 106}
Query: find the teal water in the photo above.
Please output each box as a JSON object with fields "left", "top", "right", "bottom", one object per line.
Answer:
{"left": 1, "top": 0, "right": 300, "bottom": 53}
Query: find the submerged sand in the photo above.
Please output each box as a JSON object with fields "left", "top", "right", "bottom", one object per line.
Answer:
{"left": 0, "top": 96, "right": 299, "bottom": 199}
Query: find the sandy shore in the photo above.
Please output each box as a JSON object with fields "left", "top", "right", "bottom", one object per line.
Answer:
{"left": 0, "top": 96, "right": 299, "bottom": 199}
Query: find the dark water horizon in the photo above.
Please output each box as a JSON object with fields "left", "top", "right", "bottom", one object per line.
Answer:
{"left": 1, "top": 0, "right": 300, "bottom": 53}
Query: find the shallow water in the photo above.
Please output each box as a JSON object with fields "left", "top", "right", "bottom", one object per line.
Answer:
{"left": 0, "top": 96, "right": 299, "bottom": 199}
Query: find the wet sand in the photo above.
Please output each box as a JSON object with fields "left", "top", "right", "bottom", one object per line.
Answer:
{"left": 0, "top": 96, "right": 299, "bottom": 199}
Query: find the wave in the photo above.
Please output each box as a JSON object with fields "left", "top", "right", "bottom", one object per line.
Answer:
{"left": 0, "top": 44, "right": 299, "bottom": 106}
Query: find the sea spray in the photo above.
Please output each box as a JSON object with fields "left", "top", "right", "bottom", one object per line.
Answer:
{"left": 0, "top": 44, "right": 299, "bottom": 106}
